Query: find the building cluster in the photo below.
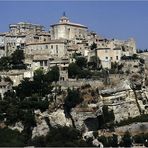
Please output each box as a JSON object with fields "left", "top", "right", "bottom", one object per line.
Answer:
{"left": 0, "top": 13, "right": 137, "bottom": 80}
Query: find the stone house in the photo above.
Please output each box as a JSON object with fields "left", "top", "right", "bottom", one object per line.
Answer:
{"left": 0, "top": 70, "right": 34, "bottom": 86}
{"left": 96, "top": 47, "right": 122, "bottom": 69}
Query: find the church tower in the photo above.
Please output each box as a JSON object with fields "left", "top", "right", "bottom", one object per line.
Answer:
{"left": 59, "top": 12, "right": 70, "bottom": 23}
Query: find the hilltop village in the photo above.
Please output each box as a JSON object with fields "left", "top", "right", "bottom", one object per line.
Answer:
{"left": 0, "top": 13, "right": 148, "bottom": 147}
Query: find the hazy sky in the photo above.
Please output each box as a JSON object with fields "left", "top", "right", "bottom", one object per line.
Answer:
{"left": 0, "top": 1, "right": 148, "bottom": 49}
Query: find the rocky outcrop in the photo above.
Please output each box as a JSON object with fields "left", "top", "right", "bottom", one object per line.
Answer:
{"left": 92, "top": 139, "right": 103, "bottom": 147}
{"left": 115, "top": 122, "right": 148, "bottom": 135}
{"left": 8, "top": 121, "right": 24, "bottom": 133}
{"left": 32, "top": 119, "right": 49, "bottom": 139}
{"left": 48, "top": 109, "right": 72, "bottom": 127}
{"left": 99, "top": 80, "right": 147, "bottom": 122}
{"left": 71, "top": 108, "right": 100, "bottom": 131}
{"left": 32, "top": 109, "right": 72, "bottom": 138}
{"left": 32, "top": 110, "right": 49, "bottom": 138}
{"left": 31, "top": 79, "right": 148, "bottom": 139}
{"left": 82, "top": 131, "right": 103, "bottom": 147}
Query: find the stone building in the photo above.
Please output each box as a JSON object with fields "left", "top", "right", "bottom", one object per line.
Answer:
{"left": 96, "top": 47, "right": 122, "bottom": 69}
{"left": 0, "top": 13, "right": 137, "bottom": 72}
{"left": 0, "top": 70, "right": 34, "bottom": 86}
{"left": 0, "top": 22, "right": 51, "bottom": 56}
{"left": 87, "top": 37, "right": 137, "bottom": 69}
{"left": 9, "top": 22, "right": 44, "bottom": 35}
{"left": 50, "top": 13, "right": 88, "bottom": 41}
{"left": 25, "top": 38, "right": 68, "bottom": 71}
{"left": 0, "top": 33, "right": 5, "bottom": 57}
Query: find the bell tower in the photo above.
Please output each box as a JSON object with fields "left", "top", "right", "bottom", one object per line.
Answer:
{"left": 59, "top": 12, "right": 70, "bottom": 23}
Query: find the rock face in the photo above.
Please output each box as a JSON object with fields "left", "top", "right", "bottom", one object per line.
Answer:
{"left": 8, "top": 121, "right": 24, "bottom": 133}
{"left": 110, "top": 90, "right": 141, "bottom": 122}
{"left": 31, "top": 79, "right": 148, "bottom": 138}
{"left": 115, "top": 122, "right": 148, "bottom": 135}
{"left": 32, "top": 110, "right": 49, "bottom": 139}
{"left": 32, "top": 109, "right": 72, "bottom": 138}
{"left": 71, "top": 108, "right": 100, "bottom": 131}
{"left": 92, "top": 139, "right": 103, "bottom": 147}
{"left": 32, "top": 119, "right": 49, "bottom": 139}
{"left": 99, "top": 80, "right": 147, "bottom": 122}
{"left": 82, "top": 131, "right": 94, "bottom": 140}
{"left": 48, "top": 109, "right": 72, "bottom": 127}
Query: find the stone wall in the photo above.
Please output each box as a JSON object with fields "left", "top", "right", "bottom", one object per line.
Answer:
{"left": 57, "top": 79, "right": 104, "bottom": 89}
{"left": 0, "top": 69, "right": 33, "bottom": 86}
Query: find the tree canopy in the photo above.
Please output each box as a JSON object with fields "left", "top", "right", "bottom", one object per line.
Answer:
{"left": 46, "top": 65, "right": 60, "bottom": 82}
{"left": 0, "top": 49, "right": 26, "bottom": 71}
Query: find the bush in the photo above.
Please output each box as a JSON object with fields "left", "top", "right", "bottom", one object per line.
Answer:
{"left": 120, "top": 131, "right": 132, "bottom": 147}
{"left": 31, "top": 126, "right": 89, "bottom": 147}
{"left": 0, "top": 128, "right": 25, "bottom": 147}
{"left": 46, "top": 66, "right": 59, "bottom": 82}
{"left": 102, "top": 105, "right": 115, "bottom": 124}
{"left": 115, "top": 114, "right": 148, "bottom": 126}
{"left": 68, "top": 63, "right": 81, "bottom": 78}
{"left": 64, "top": 88, "right": 83, "bottom": 113}
{"left": 133, "top": 134, "right": 145, "bottom": 144}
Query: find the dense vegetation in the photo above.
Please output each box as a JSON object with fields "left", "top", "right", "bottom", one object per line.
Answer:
{"left": 0, "top": 128, "right": 25, "bottom": 147}
{"left": 0, "top": 67, "right": 60, "bottom": 144}
{"left": 0, "top": 126, "right": 91, "bottom": 147}
{"left": 68, "top": 57, "right": 92, "bottom": 79}
{"left": 98, "top": 105, "right": 115, "bottom": 129}
{"left": 115, "top": 114, "right": 148, "bottom": 126}
{"left": 64, "top": 88, "right": 83, "bottom": 114}
{"left": 30, "top": 126, "right": 91, "bottom": 147}
{"left": 0, "top": 49, "right": 26, "bottom": 70}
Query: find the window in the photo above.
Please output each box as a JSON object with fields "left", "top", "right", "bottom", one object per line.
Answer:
{"left": 40, "top": 61, "right": 43, "bottom": 66}
{"left": 110, "top": 57, "right": 113, "bottom": 60}
{"left": 44, "top": 61, "right": 47, "bottom": 66}
{"left": 116, "top": 56, "right": 118, "bottom": 60}
{"left": 105, "top": 57, "right": 108, "bottom": 60}
{"left": 45, "top": 45, "right": 48, "bottom": 49}
{"left": 56, "top": 45, "right": 58, "bottom": 54}
{"left": 56, "top": 45, "right": 58, "bottom": 49}
{"left": 51, "top": 45, "right": 53, "bottom": 49}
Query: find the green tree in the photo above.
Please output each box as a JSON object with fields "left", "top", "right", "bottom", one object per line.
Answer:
{"left": 90, "top": 42, "right": 97, "bottom": 50}
{"left": 97, "top": 135, "right": 108, "bottom": 147}
{"left": 64, "top": 88, "right": 83, "bottom": 113}
{"left": 111, "top": 134, "right": 118, "bottom": 147}
{"left": 133, "top": 134, "right": 144, "bottom": 144}
{"left": 120, "top": 131, "right": 132, "bottom": 147}
{"left": 33, "top": 68, "right": 52, "bottom": 97}
{"left": 31, "top": 126, "right": 89, "bottom": 147}
{"left": 46, "top": 65, "right": 59, "bottom": 82}
{"left": 75, "top": 57, "right": 87, "bottom": 69}
{"left": 0, "top": 128, "right": 25, "bottom": 147}
{"left": 10, "top": 49, "right": 26, "bottom": 69}
{"left": 68, "top": 63, "right": 81, "bottom": 78}
{"left": 102, "top": 105, "right": 115, "bottom": 124}
{"left": 0, "top": 56, "right": 11, "bottom": 70}
{"left": 16, "top": 78, "right": 33, "bottom": 99}
{"left": 78, "top": 69, "right": 92, "bottom": 79}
